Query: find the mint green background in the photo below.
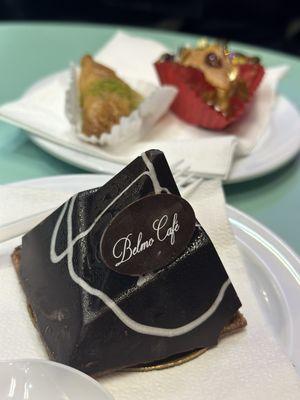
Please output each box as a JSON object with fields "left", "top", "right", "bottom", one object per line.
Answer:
{"left": 0, "top": 23, "right": 299, "bottom": 253}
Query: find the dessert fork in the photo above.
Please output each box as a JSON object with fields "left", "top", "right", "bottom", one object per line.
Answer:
{"left": 172, "top": 159, "right": 222, "bottom": 197}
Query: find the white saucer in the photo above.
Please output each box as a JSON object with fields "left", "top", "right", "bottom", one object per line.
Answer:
{"left": 0, "top": 359, "right": 113, "bottom": 400}
{"left": 13, "top": 70, "right": 300, "bottom": 184}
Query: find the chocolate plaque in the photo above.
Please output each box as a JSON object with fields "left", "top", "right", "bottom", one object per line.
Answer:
{"left": 100, "top": 193, "right": 196, "bottom": 276}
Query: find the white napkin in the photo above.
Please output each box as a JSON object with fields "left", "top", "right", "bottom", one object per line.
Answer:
{"left": 0, "top": 186, "right": 71, "bottom": 226}
{"left": 0, "top": 31, "right": 288, "bottom": 179}
{"left": 95, "top": 31, "right": 167, "bottom": 85}
{"left": 0, "top": 182, "right": 299, "bottom": 399}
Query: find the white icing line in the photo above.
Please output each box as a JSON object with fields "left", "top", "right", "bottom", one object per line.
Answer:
{"left": 50, "top": 153, "right": 231, "bottom": 337}
{"left": 136, "top": 272, "right": 154, "bottom": 287}
{"left": 51, "top": 171, "right": 149, "bottom": 263}
{"left": 141, "top": 152, "right": 169, "bottom": 194}
{"left": 50, "top": 200, "right": 69, "bottom": 262}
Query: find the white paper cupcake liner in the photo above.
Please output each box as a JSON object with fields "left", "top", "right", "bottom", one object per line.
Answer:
{"left": 65, "top": 64, "right": 177, "bottom": 147}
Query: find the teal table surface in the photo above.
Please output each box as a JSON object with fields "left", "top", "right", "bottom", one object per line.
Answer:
{"left": 0, "top": 22, "right": 299, "bottom": 253}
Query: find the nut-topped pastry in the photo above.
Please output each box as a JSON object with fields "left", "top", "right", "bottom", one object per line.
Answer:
{"left": 79, "top": 55, "right": 142, "bottom": 137}
{"left": 155, "top": 40, "right": 264, "bottom": 130}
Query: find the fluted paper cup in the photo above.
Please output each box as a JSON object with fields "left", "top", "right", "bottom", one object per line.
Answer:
{"left": 65, "top": 64, "right": 178, "bottom": 146}
{"left": 155, "top": 61, "right": 264, "bottom": 130}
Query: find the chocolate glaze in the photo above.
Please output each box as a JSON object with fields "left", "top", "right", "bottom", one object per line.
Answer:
{"left": 19, "top": 149, "right": 242, "bottom": 375}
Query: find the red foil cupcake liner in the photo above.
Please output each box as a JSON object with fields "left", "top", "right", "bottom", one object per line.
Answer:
{"left": 155, "top": 61, "right": 265, "bottom": 130}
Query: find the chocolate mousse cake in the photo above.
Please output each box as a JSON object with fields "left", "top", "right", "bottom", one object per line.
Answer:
{"left": 12, "top": 149, "right": 245, "bottom": 375}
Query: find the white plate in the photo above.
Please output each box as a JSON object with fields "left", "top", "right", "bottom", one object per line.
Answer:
{"left": 24, "top": 72, "right": 300, "bottom": 184}
{"left": 4, "top": 174, "right": 300, "bottom": 373}
{"left": 0, "top": 359, "right": 113, "bottom": 400}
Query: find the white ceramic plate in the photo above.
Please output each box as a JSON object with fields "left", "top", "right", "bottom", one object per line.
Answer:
{"left": 0, "top": 359, "right": 113, "bottom": 400}
{"left": 4, "top": 174, "right": 300, "bottom": 373}
{"left": 23, "top": 72, "right": 300, "bottom": 184}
